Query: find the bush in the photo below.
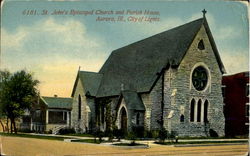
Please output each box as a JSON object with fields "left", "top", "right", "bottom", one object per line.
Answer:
{"left": 209, "top": 129, "right": 218, "bottom": 137}
{"left": 144, "top": 130, "right": 153, "bottom": 138}
{"left": 58, "top": 128, "right": 76, "bottom": 135}
{"left": 169, "top": 131, "right": 178, "bottom": 142}
{"left": 113, "top": 128, "right": 125, "bottom": 141}
{"left": 132, "top": 126, "right": 144, "bottom": 138}
{"left": 127, "top": 131, "right": 136, "bottom": 145}
{"left": 152, "top": 130, "right": 160, "bottom": 139}
{"left": 158, "top": 128, "right": 169, "bottom": 143}
{"left": 105, "top": 130, "right": 114, "bottom": 142}
{"left": 18, "top": 128, "right": 34, "bottom": 133}
{"left": 44, "top": 130, "right": 52, "bottom": 134}
{"left": 144, "top": 130, "right": 160, "bottom": 139}
{"left": 97, "top": 131, "right": 105, "bottom": 142}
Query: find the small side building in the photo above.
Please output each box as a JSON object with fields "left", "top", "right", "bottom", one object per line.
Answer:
{"left": 20, "top": 95, "right": 72, "bottom": 134}
{"left": 222, "top": 71, "right": 249, "bottom": 137}
{"left": 40, "top": 96, "right": 72, "bottom": 133}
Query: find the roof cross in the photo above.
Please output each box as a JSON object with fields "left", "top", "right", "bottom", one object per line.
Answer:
{"left": 202, "top": 9, "right": 207, "bottom": 17}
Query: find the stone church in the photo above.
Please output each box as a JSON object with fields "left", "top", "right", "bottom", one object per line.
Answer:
{"left": 71, "top": 13, "right": 226, "bottom": 137}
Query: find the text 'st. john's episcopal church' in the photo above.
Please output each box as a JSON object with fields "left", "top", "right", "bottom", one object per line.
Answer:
{"left": 71, "top": 13, "right": 226, "bottom": 137}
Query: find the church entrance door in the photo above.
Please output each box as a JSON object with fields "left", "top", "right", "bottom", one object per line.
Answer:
{"left": 120, "top": 107, "right": 127, "bottom": 130}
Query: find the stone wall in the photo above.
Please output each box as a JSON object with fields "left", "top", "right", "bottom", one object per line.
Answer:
{"left": 71, "top": 79, "right": 96, "bottom": 133}
{"left": 163, "top": 25, "right": 225, "bottom": 136}
{"left": 141, "top": 76, "right": 163, "bottom": 131}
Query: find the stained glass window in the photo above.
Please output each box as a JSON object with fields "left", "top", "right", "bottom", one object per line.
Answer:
{"left": 192, "top": 66, "right": 208, "bottom": 91}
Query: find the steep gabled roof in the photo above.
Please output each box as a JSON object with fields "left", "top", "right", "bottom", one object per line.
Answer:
{"left": 41, "top": 96, "right": 72, "bottom": 109}
{"left": 96, "top": 17, "right": 225, "bottom": 97}
{"left": 71, "top": 71, "right": 103, "bottom": 97}
{"left": 117, "top": 91, "right": 145, "bottom": 111}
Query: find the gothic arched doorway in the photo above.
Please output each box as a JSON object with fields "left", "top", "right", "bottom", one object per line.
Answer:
{"left": 120, "top": 107, "right": 127, "bottom": 130}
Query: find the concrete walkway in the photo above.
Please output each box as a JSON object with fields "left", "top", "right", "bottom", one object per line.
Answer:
{"left": 25, "top": 132, "right": 248, "bottom": 148}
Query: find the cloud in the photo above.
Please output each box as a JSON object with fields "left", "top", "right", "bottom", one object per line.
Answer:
{"left": 35, "top": 57, "right": 105, "bottom": 97}
{"left": 1, "top": 28, "right": 27, "bottom": 50}
{"left": 124, "top": 13, "right": 247, "bottom": 74}
{"left": 1, "top": 17, "right": 109, "bottom": 97}
{"left": 221, "top": 50, "right": 249, "bottom": 74}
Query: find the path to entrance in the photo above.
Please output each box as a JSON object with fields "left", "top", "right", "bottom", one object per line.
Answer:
{"left": 1, "top": 136, "right": 248, "bottom": 156}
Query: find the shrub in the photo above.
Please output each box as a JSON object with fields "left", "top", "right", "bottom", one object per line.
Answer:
{"left": 97, "top": 131, "right": 105, "bottom": 142}
{"left": 152, "top": 130, "right": 160, "bottom": 139}
{"left": 105, "top": 130, "right": 114, "bottom": 142}
{"left": 209, "top": 129, "right": 218, "bottom": 137}
{"left": 158, "top": 128, "right": 169, "bottom": 143}
{"left": 169, "top": 131, "right": 178, "bottom": 142}
{"left": 113, "top": 128, "right": 125, "bottom": 141}
{"left": 144, "top": 130, "right": 153, "bottom": 138}
{"left": 127, "top": 131, "right": 136, "bottom": 145}
{"left": 58, "top": 128, "right": 76, "bottom": 135}
{"left": 44, "top": 130, "right": 52, "bottom": 134}
{"left": 132, "top": 126, "right": 144, "bottom": 138}
{"left": 18, "top": 128, "right": 34, "bottom": 133}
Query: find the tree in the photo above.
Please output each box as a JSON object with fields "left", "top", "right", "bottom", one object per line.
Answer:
{"left": 0, "top": 70, "right": 39, "bottom": 133}
{"left": 0, "top": 70, "right": 11, "bottom": 132}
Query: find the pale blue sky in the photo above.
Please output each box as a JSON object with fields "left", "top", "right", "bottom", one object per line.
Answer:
{"left": 1, "top": 0, "right": 249, "bottom": 97}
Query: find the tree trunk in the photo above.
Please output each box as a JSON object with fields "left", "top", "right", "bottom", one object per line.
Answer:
{"left": 10, "top": 118, "right": 17, "bottom": 134}
{"left": 10, "top": 119, "right": 13, "bottom": 133}
{"left": 0, "top": 120, "right": 5, "bottom": 132}
{"left": 6, "top": 118, "right": 9, "bottom": 133}
{"left": 13, "top": 119, "right": 17, "bottom": 134}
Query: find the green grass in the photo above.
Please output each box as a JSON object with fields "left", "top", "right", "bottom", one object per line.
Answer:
{"left": 112, "top": 142, "right": 147, "bottom": 146}
{"left": 71, "top": 139, "right": 108, "bottom": 144}
{"left": 0, "top": 132, "right": 71, "bottom": 141}
{"left": 63, "top": 133, "right": 94, "bottom": 137}
{"left": 177, "top": 135, "right": 248, "bottom": 140}
{"left": 155, "top": 140, "right": 248, "bottom": 145}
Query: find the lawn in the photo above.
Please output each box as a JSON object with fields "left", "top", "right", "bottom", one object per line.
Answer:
{"left": 0, "top": 132, "right": 72, "bottom": 141}
{"left": 71, "top": 139, "right": 108, "bottom": 144}
{"left": 63, "top": 133, "right": 94, "bottom": 137}
{"left": 112, "top": 142, "right": 147, "bottom": 146}
{"left": 155, "top": 140, "right": 248, "bottom": 145}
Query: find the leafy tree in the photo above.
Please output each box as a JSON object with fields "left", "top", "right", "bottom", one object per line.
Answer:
{"left": 0, "top": 70, "right": 11, "bottom": 132}
{"left": 0, "top": 70, "right": 39, "bottom": 133}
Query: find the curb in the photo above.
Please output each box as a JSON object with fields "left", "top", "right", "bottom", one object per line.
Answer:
{"left": 174, "top": 142, "right": 248, "bottom": 147}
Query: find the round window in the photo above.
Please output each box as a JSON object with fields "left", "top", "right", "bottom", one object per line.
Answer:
{"left": 192, "top": 66, "right": 208, "bottom": 91}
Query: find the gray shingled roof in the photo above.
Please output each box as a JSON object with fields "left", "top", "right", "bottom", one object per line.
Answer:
{"left": 41, "top": 96, "right": 72, "bottom": 109}
{"left": 122, "top": 91, "right": 145, "bottom": 111}
{"left": 71, "top": 71, "right": 103, "bottom": 97}
{"left": 96, "top": 17, "right": 226, "bottom": 97}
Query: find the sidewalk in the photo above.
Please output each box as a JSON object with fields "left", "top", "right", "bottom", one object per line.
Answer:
{"left": 26, "top": 133, "right": 249, "bottom": 147}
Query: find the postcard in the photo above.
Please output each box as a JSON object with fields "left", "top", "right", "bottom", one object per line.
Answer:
{"left": 0, "top": 0, "right": 249, "bottom": 155}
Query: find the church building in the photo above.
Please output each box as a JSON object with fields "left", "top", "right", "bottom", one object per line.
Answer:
{"left": 71, "top": 12, "right": 226, "bottom": 137}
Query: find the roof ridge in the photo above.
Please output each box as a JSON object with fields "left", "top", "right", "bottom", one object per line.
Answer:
{"left": 111, "top": 18, "right": 204, "bottom": 54}
{"left": 95, "top": 17, "right": 208, "bottom": 97}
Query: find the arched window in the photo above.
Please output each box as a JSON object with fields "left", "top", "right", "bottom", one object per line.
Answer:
{"left": 204, "top": 100, "right": 209, "bottom": 123}
{"left": 180, "top": 114, "right": 184, "bottom": 122}
{"left": 190, "top": 99, "right": 195, "bottom": 122}
{"left": 78, "top": 95, "right": 81, "bottom": 119}
{"left": 197, "top": 99, "right": 202, "bottom": 122}
{"left": 198, "top": 39, "right": 205, "bottom": 50}
{"left": 136, "top": 113, "right": 140, "bottom": 125}
{"left": 192, "top": 66, "right": 208, "bottom": 91}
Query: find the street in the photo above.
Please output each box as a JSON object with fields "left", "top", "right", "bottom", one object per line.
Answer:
{"left": 1, "top": 136, "right": 248, "bottom": 156}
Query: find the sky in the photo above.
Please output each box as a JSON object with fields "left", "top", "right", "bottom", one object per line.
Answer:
{"left": 1, "top": 0, "right": 249, "bottom": 97}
